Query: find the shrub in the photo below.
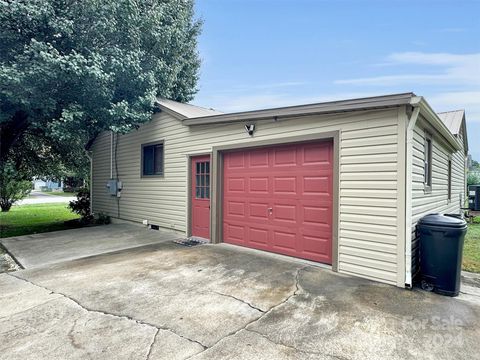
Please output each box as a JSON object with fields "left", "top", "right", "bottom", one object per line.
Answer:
{"left": 0, "top": 180, "right": 32, "bottom": 212}
{"left": 68, "top": 188, "right": 92, "bottom": 221}
{"left": 95, "top": 213, "right": 111, "bottom": 225}
{"left": 0, "top": 163, "right": 32, "bottom": 212}
{"left": 468, "top": 173, "right": 480, "bottom": 186}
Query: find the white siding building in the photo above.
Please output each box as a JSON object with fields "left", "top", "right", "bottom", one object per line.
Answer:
{"left": 90, "top": 93, "right": 468, "bottom": 288}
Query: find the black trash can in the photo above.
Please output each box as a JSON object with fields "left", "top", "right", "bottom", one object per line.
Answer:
{"left": 418, "top": 213, "right": 467, "bottom": 296}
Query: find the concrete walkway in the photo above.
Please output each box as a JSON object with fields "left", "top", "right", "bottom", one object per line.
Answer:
{"left": 0, "top": 225, "right": 479, "bottom": 359}
{"left": 16, "top": 191, "right": 75, "bottom": 205}
{"left": 0, "top": 223, "right": 182, "bottom": 268}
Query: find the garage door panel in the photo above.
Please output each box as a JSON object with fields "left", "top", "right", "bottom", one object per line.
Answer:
{"left": 273, "top": 176, "right": 297, "bottom": 194}
{"left": 226, "top": 200, "right": 245, "bottom": 218}
{"left": 302, "top": 142, "right": 331, "bottom": 165}
{"left": 224, "top": 223, "right": 245, "bottom": 244}
{"left": 249, "top": 150, "right": 269, "bottom": 168}
{"left": 226, "top": 177, "right": 245, "bottom": 192}
{"left": 273, "top": 147, "right": 297, "bottom": 166}
{"left": 249, "top": 202, "right": 270, "bottom": 221}
{"left": 272, "top": 230, "right": 297, "bottom": 251}
{"left": 249, "top": 177, "right": 269, "bottom": 194}
{"left": 302, "top": 234, "right": 331, "bottom": 261}
{"left": 271, "top": 203, "right": 297, "bottom": 224}
{"left": 302, "top": 205, "right": 330, "bottom": 226}
{"left": 223, "top": 140, "right": 333, "bottom": 264}
{"left": 226, "top": 152, "right": 245, "bottom": 169}
{"left": 249, "top": 227, "right": 269, "bottom": 246}
{"left": 302, "top": 176, "right": 331, "bottom": 196}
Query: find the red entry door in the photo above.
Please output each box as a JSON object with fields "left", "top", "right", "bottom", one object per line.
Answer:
{"left": 191, "top": 155, "right": 211, "bottom": 239}
{"left": 223, "top": 141, "right": 333, "bottom": 264}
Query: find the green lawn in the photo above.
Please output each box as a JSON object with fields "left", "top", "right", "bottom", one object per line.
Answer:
{"left": 0, "top": 203, "right": 80, "bottom": 238}
{"left": 464, "top": 220, "right": 480, "bottom": 273}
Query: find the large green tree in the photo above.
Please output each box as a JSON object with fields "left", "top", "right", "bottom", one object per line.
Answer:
{"left": 0, "top": 0, "right": 201, "bottom": 198}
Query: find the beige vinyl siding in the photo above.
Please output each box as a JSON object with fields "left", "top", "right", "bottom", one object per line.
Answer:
{"left": 410, "top": 116, "right": 466, "bottom": 276}
{"left": 92, "top": 107, "right": 404, "bottom": 285}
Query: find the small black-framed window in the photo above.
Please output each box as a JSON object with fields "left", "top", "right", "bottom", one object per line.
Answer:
{"left": 447, "top": 157, "right": 452, "bottom": 201}
{"left": 424, "top": 133, "right": 433, "bottom": 193}
{"left": 142, "top": 142, "right": 164, "bottom": 176}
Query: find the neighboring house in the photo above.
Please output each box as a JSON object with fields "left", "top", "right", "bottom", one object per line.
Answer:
{"left": 89, "top": 93, "right": 468, "bottom": 289}
{"left": 33, "top": 178, "right": 63, "bottom": 191}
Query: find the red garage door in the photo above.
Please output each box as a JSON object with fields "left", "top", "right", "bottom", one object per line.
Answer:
{"left": 223, "top": 141, "right": 333, "bottom": 264}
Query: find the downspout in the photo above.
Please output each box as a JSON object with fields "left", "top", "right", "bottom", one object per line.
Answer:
{"left": 85, "top": 150, "right": 93, "bottom": 216}
{"left": 405, "top": 98, "right": 421, "bottom": 287}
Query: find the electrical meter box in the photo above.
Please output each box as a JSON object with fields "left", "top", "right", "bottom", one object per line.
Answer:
{"left": 106, "top": 179, "right": 118, "bottom": 196}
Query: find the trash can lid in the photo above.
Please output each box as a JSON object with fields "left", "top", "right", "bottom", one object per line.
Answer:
{"left": 418, "top": 213, "right": 467, "bottom": 228}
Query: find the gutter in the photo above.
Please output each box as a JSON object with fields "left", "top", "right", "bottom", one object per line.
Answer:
{"left": 182, "top": 93, "right": 415, "bottom": 126}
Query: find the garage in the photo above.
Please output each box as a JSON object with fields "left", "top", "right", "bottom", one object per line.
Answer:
{"left": 222, "top": 140, "right": 334, "bottom": 264}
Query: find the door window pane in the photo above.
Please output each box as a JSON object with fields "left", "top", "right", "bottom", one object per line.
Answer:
{"left": 195, "top": 160, "right": 210, "bottom": 199}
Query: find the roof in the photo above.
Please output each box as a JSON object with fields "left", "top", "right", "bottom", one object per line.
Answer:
{"left": 436, "top": 110, "right": 465, "bottom": 135}
{"left": 154, "top": 93, "right": 466, "bottom": 153}
{"left": 156, "top": 98, "right": 223, "bottom": 119}
{"left": 182, "top": 92, "right": 415, "bottom": 125}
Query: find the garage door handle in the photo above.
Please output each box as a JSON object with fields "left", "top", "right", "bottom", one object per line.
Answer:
{"left": 267, "top": 207, "right": 273, "bottom": 212}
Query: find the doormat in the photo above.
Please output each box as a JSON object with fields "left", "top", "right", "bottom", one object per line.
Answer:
{"left": 173, "top": 237, "right": 208, "bottom": 247}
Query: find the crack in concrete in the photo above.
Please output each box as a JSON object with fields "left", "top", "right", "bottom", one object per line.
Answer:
{"left": 245, "top": 328, "right": 304, "bottom": 353}
{"left": 245, "top": 328, "right": 348, "bottom": 360}
{"left": 212, "top": 291, "right": 265, "bottom": 313}
{"left": 146, "top": 328, "right": 159, "bottom": 360}
{"left": 7, "top": 265, "right": 312, "bottom": 360}
{"left": 7, "top": 273, "right": 208, "bottom": 351}
{"left": 185, "top": 265, "right": 311, "bottom": 359}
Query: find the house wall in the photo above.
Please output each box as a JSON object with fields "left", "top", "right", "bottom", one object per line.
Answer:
{"left": 410, "top": 115, "right": 466, "bottom": 276}
{"left": 91, "top": 107, "right": 407, "bottom": 286}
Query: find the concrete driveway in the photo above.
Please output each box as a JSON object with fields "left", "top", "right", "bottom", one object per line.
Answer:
{"left": 16, "top": 190, "right": 76, "bottom": 205}
{"left": 1, "top": 225, "right": 479, "bottom": 359}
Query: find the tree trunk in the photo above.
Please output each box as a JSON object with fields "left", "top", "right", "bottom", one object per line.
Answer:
{"left": 0, "top": 201, "right": 12, "bottom": 212}
{"left": 0, "top": 111, "right": 29, "bottom": 164}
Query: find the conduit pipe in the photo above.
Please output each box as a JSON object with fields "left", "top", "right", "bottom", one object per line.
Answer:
{"left": 110, "top": 131, "right": 114, "bottom": 179}
{"left": 85, "top": 150, "right": 93, "bottom": 215}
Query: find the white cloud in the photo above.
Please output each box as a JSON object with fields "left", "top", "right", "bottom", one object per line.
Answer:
{"left": 333, "top": 51, "right": 480, "bottom": 122}
{"left": 428, "top": 91, "right": 480, "bottom": 122}
{"left": 335, "top": 52, "right": 480, "bottom": 86}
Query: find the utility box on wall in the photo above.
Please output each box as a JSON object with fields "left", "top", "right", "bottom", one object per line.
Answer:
{"left": 106, "top": 179, "right": 117, "bottom": 195}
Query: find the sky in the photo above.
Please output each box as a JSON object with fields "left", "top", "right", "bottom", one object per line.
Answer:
{"left": 192, "top": 0, "right": 480, "bottom": 160}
